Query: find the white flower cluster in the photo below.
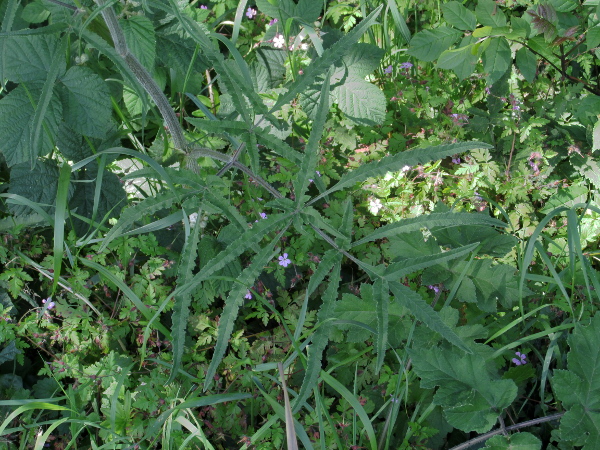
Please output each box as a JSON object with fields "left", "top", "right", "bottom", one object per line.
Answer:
{"left": 188, "top": 213, "right": 209, "bottom": 228}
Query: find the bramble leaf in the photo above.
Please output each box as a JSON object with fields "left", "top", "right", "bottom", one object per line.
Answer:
{"left": 58, "top": 66, "right": 113, "bottom": 138}
{"left": 0, "top": 85, "right": 62, "bottom": 167}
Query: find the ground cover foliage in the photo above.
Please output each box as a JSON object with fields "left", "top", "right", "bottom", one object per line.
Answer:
{"left": 1, "top": 0, "right": 600, "bottom": 448}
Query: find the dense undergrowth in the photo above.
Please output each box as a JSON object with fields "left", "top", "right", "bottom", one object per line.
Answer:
{"left": 1, "top": 0, "right": 600, "bottom": 448}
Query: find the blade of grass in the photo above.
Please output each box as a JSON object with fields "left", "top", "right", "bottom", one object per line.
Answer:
{"left": 52, "top": 162, "right": 71, "bottom": 294}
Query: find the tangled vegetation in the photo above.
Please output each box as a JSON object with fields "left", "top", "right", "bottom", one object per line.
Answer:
{"left": 1, "top": 0, "right": 600, "bottom": 448}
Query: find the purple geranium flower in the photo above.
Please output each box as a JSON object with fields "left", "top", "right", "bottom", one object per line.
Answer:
{"left": 400, "top": 62, "right": 413, "bottom": 69}
{"left": 42, "top": 297, "right": 55, "bottom": 310}
{"left": 245, "top": 290, "right": 253, "bottom": 300}
{"left": 512, "top": 352, "right": 527, "bottom": 366}
{"left": 246, "top": 7, "right": 257, "bottom": 19}
{"left": 278, "top": 253, "right": 291, "bottom": 267}
{"left": 384, "top": 65, "right": 393, "bottom": 74}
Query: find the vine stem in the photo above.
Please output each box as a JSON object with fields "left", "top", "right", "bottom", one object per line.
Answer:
{"left": 449, "top": 412, "right": 564, "bottom": 450}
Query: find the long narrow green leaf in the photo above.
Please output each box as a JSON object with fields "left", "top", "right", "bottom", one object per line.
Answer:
{"left": 204, "top": 232, "right": 284, "bottom": 390}
{"left": 99, "top": 190, "right": 184, "bottom": 251}
{"left": 353, "top": 211, "right": 505, "bottom": 247}
{"left": 30, "top": 36, "right": 65, "bottom": 165}
{"left": 293, "top": 255, "right": 342, "bottom": 413}
{"left": 185, "top": 117, "right": 250, "bottom": 134}
{"left": 181, "top": 214, "right": 292, "bottom": 298}
{"left": 309, "top": 141, "right": 492, "bottom": 206}
{"left": 294, "top": 249, "right": 340, "bottom": 341}
{"left": 143, "top": 393, "right": 251, "bottom": 440}
{"left": 0, "top": 403, "right": 71, "bottom": 437}
{"left": 271, "top": 5, "right": 384, "bottom": 113}
{"left": 253, "top": 126, "right": 303, "bottom": 165}
{"left": 374, "top": 278, "right": 389, "bottom": 374}
{"left": 231, "top": 0, "right": 249, "bottom": 44}
{"left": 389, "top": 281, "right": 472, "bottom": 353}
{"left": 166, "top": 0, "right": 266, "bottom": 122}
{"left": 168, "top": 207, "right": 204, "bottom": 384}
{"left": 386, "top": 0, "right": 411, "bottom": 44}
{"left": 293, "top": 69, "right": 331, "bottom": 200}
{"left": 279, "top": 362, "right": 299, "bottom": 450}
{"left": 320, "top": 371, "right": 377, "bottom": 450}
{"left": 252, "top": 377, "right": 314, "bottom": 450}
{"left": 52, "top": 163, "right": 71, "bottom": 294}
{"left": 383, "top": 243, "right": 479, "bottom": 280}
{"left": 0, "top": 194, "right": 53, "bottom": 225}
{"left": 78, "top": 257, "right": 170, "bottom": 338}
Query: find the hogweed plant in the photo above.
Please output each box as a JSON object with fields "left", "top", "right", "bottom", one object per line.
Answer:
{"left": 0, "top": 0, "right": 599, "bottom": 448}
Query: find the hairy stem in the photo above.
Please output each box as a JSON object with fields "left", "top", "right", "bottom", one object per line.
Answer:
{"left": 449, "top": 412, "right": 564, "bottom": 450}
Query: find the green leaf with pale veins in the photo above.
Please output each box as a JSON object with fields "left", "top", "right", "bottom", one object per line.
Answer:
{"left": 483, "top": 433, "right": 542, "bottom": 449}
{"left": 408, "top": 345, "right": 517, "bottom": 433}
{"left": 58, "top": 66, "right": 113, "bottom": 138}
{"left": 0, "top": 85, "right": 61, "bottom": 167}
{"left": 515, "top": 47, "right": 537, "bottom": 83}
{"left": 407, "top": 27, "right": 462, "bottom": 61}
{"left": 442, "top": 2, "right": 477, "bottom": 30}
{"left": 2, "top": 34, "right": 65, "bottom": 82}
{"left": 553, "top": 314, "right": 600, "bottom": 449}
{"left": 7, "top": 160, "right": 73, "bottom": 216}
{"left": 476, "top": 0, "right": 507, "bottom": 27}
{"left": 333, "top": 77, "right": 386, "bottom": 126}
{"left": 482, "top": 37, "right": 511, "bottom": 85}
{"left": 121, "top": 15, "right": 156, "bottom": 71}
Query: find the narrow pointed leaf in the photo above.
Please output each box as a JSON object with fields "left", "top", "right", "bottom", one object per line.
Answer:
{"left": 389, "top": 281, "right": 472, "bottom": 353}
{"left": 310, "top": 141, "right": 492, "bottom": 206}
{"left": 353, "top": 212, "right": 505, "bottom": 247}
{"left": 294, "top": 71, "right": 330, "bottom": 200}
{"left": 374, "top": 278, "right": 389, "bottom": 374}
{"left": 204, "top": 235, "right": 283, "bottom": 390}
{"left": 168, "top": 208, "right": 203, "bottom": 384}
{"left": 293, "top": 254, "right": 342, "bottom": 412}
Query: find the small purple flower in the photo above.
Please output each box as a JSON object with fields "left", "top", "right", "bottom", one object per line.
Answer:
{"left": 315, "top": 170, "right": 321, "bottom": 177}
{"left": 245, "top": 290, "right": 253, "bottom": 299}
{"left": 474, "top": 191, "right": 483, "bottom": 201}
{"left": 384, "top": 65, "right": 393, "bottom": 74}
{"left": 268, "top": 18, "right": 278, "bottom": 26}
{"left": 260, "top": 212, "right": 267, "bottom": 219}
{"left": 42, "top": 297, "right": 55, "bottom": 310}
{"left": 428, "top": 285, "right": 440, "bottom": 294}
{"left": 278, "top": 253, "right": 291, "bottom": 267}
{"left": 199, "top": 4, "right": 208, "bottom": 9}
{"left": 246, "top": 7, "right": 257, "bottom": 19}
{"left": 452, "top": 157, "right": 461, "bottom": 164}
{"left": 399, "top": 62, "right": 413, "bottom": 69}
{"left": 512, "top": 351, "right": 527, "bottom": 366}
